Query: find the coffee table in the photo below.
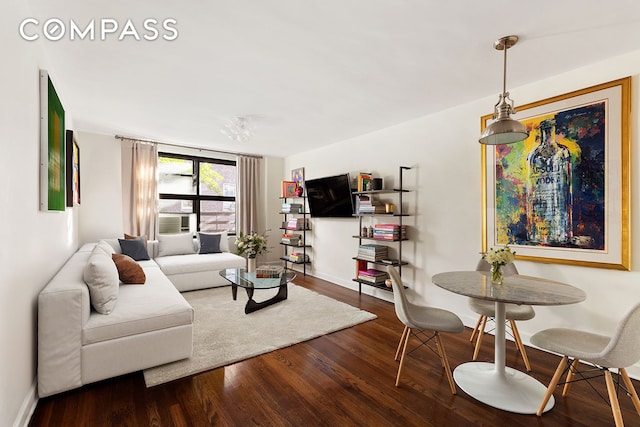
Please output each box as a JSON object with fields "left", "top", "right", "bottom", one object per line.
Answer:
{"left": 219, "top": 268, "right": 296, "bottom": 314}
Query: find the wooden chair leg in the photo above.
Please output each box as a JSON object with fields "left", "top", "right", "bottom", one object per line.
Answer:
{"left": 434, "top": 332, "right": 457, "bottom": 395}
{"left": 395, "top": 326, "right": 409, "bottom": 361}
{"left": 562, "top": 358, "right": 580, "bottom": 396}
{"left": 537, "top": 356, "right": 568, "bottom": 416}
{"left": 509, "top": 320, "right": 531, "bottom": 372}
{"left": 470, "top": 315, "right": 483, "bottom": 342}
{"left": 621, "top": 368, "right": 640, "bottom": 416}
{"left": 604, "top": 370, "right": 624, "bottom": 427}
{"left": 395, "top": 327, "right": 412, "bottom": 387}
{"left": 472, "top": 316, "right": 487, "bottom": 360}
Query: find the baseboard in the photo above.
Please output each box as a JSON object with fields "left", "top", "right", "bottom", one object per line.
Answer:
{"left": 13, "top": 379, "right": 38, "bottom": 427}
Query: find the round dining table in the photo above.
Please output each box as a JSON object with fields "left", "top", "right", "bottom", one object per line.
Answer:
{"left": 432, "top": 270, "right": 586, "bottom": 414}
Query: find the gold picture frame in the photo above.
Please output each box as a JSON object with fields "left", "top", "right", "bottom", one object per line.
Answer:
{"left": 481, "top": 77, "right": 631, "bottom": 270}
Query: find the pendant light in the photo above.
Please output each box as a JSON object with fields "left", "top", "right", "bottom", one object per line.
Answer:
{"left": 479, "top": 35, "right": 529, "bottom": 145}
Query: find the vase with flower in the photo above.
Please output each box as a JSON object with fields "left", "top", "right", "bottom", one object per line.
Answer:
{"left": 483, "top": 246, "right": 516, "bottom": 285}
{"left": 235, "top": 230, "right": 269, "bottom": 273}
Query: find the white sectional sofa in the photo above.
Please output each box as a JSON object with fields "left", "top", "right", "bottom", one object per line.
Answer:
{"left": 37, "top": 233, "right": 246, "bottom": 398}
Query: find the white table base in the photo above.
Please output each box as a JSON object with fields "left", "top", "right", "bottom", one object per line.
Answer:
{"left": 454, "top": 362, "right": 554, "bottom": 414}
{"left": 453, "top": 300, "right": 553, "bottom": 414}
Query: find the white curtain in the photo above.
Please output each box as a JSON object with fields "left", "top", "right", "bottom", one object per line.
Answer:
{"left": 123, "top": 140, "right": 158, "bottom": 239}
{"left": 237, "top": 155, "right": 261, "bottom": 234}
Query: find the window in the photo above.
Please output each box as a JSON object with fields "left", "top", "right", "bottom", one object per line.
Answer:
{"left": 158, "top": 153, "right": 236, "bottom": 234}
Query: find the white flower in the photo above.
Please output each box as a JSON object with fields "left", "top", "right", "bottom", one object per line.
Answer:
{"left": 483, "top": 246, "right": 516, "bottom": 266}
{"left": 235, "top": 230, "right": 269, "bottom": 258}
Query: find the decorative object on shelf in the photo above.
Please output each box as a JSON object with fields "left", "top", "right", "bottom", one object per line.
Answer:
{"left": 291, "top": 167, "right": 305, "bottom": 187}
{"left": 295, "top": 182, "right": 304, "bottom": 197}
{"left": 479, "top": 35, "right": 529, "bottom": 146}
{"left": 483, "top": 246, "right": 516, "bottom": 285}
{"left": 372, "top": 178, "right": 383, "bottom": 190}
{"left": 220, "top": 116, "right": 255, "bottom": 143}
{"left": 281, "top": 180, "right": 297, "bottom": 198}
{"left": 482, "top": 77, "right": 630, "bottom": 270}
{"left": 368, "top": 227, "right": 374, "bottom": 238}
{"left": 235, "top": 231, "right": 269, "bottom": 273}
{"left": 385, "top": 203, "right": 394, "bottom": 214}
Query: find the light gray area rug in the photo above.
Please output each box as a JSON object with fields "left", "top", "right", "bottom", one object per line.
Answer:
{"left": 143, "top": 283, "right": 377, "bottom": 387}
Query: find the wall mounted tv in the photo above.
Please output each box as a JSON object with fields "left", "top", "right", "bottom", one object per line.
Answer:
{"left": 305, "top": 173, "right": 355, "bottom": 218}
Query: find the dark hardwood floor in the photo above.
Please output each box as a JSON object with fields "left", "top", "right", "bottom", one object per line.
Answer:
{"left": 30, "top": 275, "right": 639, "bottom": 426}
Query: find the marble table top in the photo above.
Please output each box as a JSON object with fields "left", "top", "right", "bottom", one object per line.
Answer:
{"left": 432, "top": 271, "right": 586, "bottom": 306}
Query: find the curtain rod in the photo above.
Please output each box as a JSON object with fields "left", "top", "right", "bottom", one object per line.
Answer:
{"left": 114, "top": 135, "right": 263, "bottom": 159}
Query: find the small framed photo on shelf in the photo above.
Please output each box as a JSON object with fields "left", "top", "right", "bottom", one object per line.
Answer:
{"left": 291, "top": 167, "right": 305, "bottom": 187}
{"left": 281, "top": 180, "right": 297, "bottom": 197}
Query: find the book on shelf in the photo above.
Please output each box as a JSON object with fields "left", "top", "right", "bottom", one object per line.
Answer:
{"left": 286, "top": 252, "right": 309, "bottom": 263}
{"left": 281, "top": 232, "right": 302, "bottom": 245}
{"left": 357, "top": 244, "right": 388, "bottom": 261}
{"left": 284, "top": 217, "right": 310, "bottom": 230}
{"left": 372, "top": 224, "right": 407, "bottom": 240}
{"left": 357, "top": 268, "right": 389, "bottom": 284}
{"left": 281, "top": 203, "right": 304, "bottom": 213}
{"left": 355, "top": 194, "right": 386, "bottom": 214}
{"left": 357, "top": 172, "right": 372, "bottom": 192}
{"left": 256, "top": 265, "right": 284, "bottom": 278}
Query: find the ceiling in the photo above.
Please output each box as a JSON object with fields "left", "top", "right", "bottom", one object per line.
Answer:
{"left": 25, "top": 0, "right": 640, "bottom": 157}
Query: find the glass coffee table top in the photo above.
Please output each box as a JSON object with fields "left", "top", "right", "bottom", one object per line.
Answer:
{"left": 219, "top": 268, "right": 296, "bottom": 314}
{"left": 219, "top": 268, "right": 296, "bottom": 289}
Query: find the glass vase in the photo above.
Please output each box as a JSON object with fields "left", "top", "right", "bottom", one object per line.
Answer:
{"left": 490, "top": 264, "right": 503, "bottom": 285}
{"left": 247, "top": 257, "right": 256, "bottom": 273}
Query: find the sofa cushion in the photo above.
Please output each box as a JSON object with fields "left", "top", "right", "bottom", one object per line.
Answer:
{"left": 82, "top": 264, "right": 193, "bottom": 345}
{"left": 118, "top": 238, "right": 150, "bottom": 261}
{"left": 83, "top": 246, "right": 119, "bottom": 314}
{"left": 158, "top": 233, "right": 196, "bottom": 257}
{"left": 198, "top": 232, "right": 222, "bottom": 254}
{"left": 154, "top": 252, "right": 245, "bottom": 276}
{"left": 112, "top": 254, "right": 146, "bottom": 284}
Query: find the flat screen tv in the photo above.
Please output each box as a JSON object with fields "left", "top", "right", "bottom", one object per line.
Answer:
{"left": 305, "top": 173, "right": 354, "bottom": 218}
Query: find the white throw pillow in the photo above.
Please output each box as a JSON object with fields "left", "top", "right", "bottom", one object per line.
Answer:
{"left": 83, "top": 247, "right": 119, "bottom": 314}
{"left": 95, "top": 240, "right": 116, "bottom": 256}
{"left": 158, "top": 233, "right": 197, "bottom": 257}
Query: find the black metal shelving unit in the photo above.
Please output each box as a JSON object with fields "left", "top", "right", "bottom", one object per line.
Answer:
{"left": 352, "top": 166, "right": 411, "bottom": 294}
{"left": 279, "top": 196, "right": 311, "bottom": 275}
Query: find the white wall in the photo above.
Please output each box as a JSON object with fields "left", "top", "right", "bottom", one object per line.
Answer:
{"left": 1, "top": 2, "right": 79, "bottom": 426}
{"left": 284, "top": 49, "right": 640, "bottom": 377}
{"left": 76, "top": 132, "right": 124, "bottom": 244}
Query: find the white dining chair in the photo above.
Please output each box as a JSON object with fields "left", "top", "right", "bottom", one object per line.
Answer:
{"left": 531, "top": 303, "right": 640, "bottom": 426}
{"left": 387, "top": 265, "right": 464, "bottom": 394}
{"left": 469, "top": 259, "right": 535, "bottom": 371}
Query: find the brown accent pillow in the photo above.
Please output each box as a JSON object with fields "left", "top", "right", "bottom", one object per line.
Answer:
{"left": 112, "top": 253, "right": 146, "bottom": 284}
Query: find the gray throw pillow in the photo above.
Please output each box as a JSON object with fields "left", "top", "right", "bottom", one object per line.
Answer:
{"left": 198, "top": 232, "right": 222, "bottom": 254}
{"left": 118, "top": 238, "right": 150, "bottom": 261}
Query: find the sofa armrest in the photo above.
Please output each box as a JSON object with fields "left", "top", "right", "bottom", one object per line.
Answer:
{"left": 37, "top": 254, "right": 91, "bottom": 397}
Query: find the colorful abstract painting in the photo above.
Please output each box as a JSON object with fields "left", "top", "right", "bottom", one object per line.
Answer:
{"left": 482, "top": 77, "right": 630, "bottom": 270}
{"left": 494, "top": 102, "right": 606, "bottom": 250}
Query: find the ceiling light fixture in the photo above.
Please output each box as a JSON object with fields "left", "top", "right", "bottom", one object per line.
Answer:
{"left": 479, "top": 35, "right": 529, "bottom": 145}
{"left": 221, "top": 116, "right": 255, "bottom": 143}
